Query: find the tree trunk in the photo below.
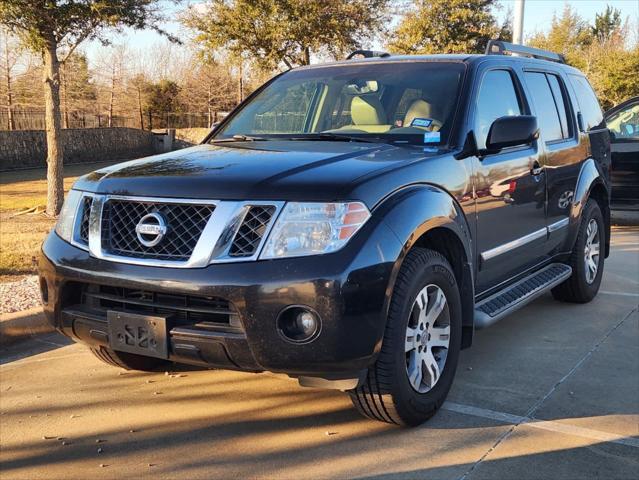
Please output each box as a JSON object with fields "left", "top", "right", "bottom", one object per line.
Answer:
{"left": 237, "top": 61, "right": 244, "bottom": 104}
{"left": 42, "top": 40, "right": 64, "bottom": 216}
{"left": 207, "top": 83, "right": 212, "bottom": 127}
{"left": 137, "top": 86, "right": 144, "bottom": 129}
{"left": 108, "top": 64, "right": 115, "bottom": 128}
{"left": 61, "top": 62, "right": 68, "bottom": 129}
{"left": 304, "top": 46, "right": 311, "bottom": 65}
{"left": 3, "top": 34, "right": 14, "bottom": 131}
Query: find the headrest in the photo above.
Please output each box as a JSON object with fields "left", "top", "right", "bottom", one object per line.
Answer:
{"left": 404, "top": 99, "right": 434, "bottom": 127}
{"left": 351, "top": 96, "right": 387, "bottom": 125}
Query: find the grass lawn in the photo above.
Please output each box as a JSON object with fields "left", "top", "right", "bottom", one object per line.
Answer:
{"left": 0, "top": 162, "right": 114, "bottom": 280}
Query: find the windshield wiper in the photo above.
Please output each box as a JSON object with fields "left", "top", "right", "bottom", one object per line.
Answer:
{"left": 287, "top": 133, "right": 380, "bottom": 143}
{"left": 210, "top": 134, "right": 268, "bottom": 143}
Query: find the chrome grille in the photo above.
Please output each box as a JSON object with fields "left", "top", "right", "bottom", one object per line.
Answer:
{"left": 78, "top": 196, "right": 93, "bottom": 245}
{"left": 101, "top": 199, "right": 215, "bottom": 261}
{"left": 229, "top": 205, "right": 276, "bottom": 257}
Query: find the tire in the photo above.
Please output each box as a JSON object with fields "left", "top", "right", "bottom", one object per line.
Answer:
{"left": 552, "top": 199, "right": 605, "bottom": 303}
{"left": 90, "top": 346, "right": 170, "bottom": 371}
{"left": 348, "top": 248, "right": 462, "bottom": 426}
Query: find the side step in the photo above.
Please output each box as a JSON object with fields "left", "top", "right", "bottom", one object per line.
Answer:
{"left": 474, "top": 263, "right": 572, "bottom": 329}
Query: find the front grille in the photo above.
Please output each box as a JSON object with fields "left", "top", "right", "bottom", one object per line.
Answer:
{"left": 101, "top": 200, "right": 215, "bottom": 261}
{"left": 78, "top": 196, "right": 93, "bottom": 245}
{"left": 81, "top": 284, "right": 240, "bottom": 330}
{"left": 229, "top": 205, "right": 276, "bottom": 257}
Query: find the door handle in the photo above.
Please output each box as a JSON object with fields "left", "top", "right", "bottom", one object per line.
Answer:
{"left": 531, "top": 162, "right": 544, "bottom": 176}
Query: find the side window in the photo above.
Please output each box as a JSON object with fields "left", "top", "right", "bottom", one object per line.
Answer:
{"left": 568, "top": 75, "right": 603, "bottom": 130}
{"left": 524, "top": 72, "right": 563, "bottom": 142}
{"left": 475, "top": 70, "right": 523, "bottom": 149}
{"left": 607, "top": 102, "right": 639, "bottom": 141}
{"left": 547, "top": 74, "right": 571, "bottom": 138}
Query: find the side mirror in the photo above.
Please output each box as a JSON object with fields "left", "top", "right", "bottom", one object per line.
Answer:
{"left": 485, "top": 115, "right": 539, "bottom": 153}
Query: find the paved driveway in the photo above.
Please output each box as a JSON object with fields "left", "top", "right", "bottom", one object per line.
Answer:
{"left": 1, "top": 226, "right": 637, "bottom": 479}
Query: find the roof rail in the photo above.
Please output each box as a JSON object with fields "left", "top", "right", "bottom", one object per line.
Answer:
{"left": 485, "top": 40, "right": 566, "bottom": 64}
{"left": 346, "top": 50, "right": 391, "bottom": 60}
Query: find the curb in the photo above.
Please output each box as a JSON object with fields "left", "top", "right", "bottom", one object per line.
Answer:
{"left": 0, "top": 307, "right": 53, "bottom": 346}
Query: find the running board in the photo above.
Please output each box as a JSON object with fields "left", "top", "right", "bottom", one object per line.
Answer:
{"left": 474, "top": 263, "right": 572, "bottom": 329}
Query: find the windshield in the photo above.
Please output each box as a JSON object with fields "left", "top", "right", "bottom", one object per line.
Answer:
{"left": 212, "top": 61, "right": 466, "bottom": 146}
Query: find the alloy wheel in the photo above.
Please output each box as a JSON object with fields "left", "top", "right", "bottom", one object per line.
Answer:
{"left": 584, "top": 219, "right": 600, "bottom": 284}
{"left": 405, "top": 284, "right": 450, "bottom": 393}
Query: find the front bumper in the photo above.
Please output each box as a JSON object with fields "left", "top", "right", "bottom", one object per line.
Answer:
{"left": 39, "top": 217, "right": 402, "bottom": 381}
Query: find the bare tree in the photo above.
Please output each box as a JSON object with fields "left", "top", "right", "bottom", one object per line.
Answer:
{"left": 129, "top": 73, "right": 150, "bottom": 129}
{"left": 0, "top": 28, "right": 18, "bottom": 130}
{"left": 103, "top": 45, "right": 126, "bottom": 128}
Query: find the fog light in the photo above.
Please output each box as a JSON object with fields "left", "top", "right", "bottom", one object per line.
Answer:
{"left": 277, "top": 306, "right": 321, "bottom": 343}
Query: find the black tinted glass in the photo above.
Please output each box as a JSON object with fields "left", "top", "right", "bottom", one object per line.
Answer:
{"left": 547, "top": 74, "right": 571, "bottom": 138}
{"left": 569, "top": 75, "right": 603, "bottom": 130}
{"left": 475, "top": 70, "right": 523, "bottom": 149}
{"left": 524, "top": 72, "right": 563, "bottom": 142}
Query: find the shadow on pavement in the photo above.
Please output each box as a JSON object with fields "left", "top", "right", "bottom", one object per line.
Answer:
{"left": 0, "top": 332, "right": 72, "bottom": 365}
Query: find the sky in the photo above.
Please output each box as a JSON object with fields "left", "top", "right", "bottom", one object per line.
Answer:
{"left": 503, "top": 0, "right": 639, "bottom": 35}
{"left": 82, "top": 0, "right": 639, "bottom": 68}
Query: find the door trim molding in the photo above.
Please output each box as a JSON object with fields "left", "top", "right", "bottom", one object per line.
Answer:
{"left": 481, "top": 217, "right": 570, "bottom": 262}
{"left": 480, "top": 227, "right": 547, "bottom": 262}
{"left": 548, "top": 217, "right": 569, "bottom": 233}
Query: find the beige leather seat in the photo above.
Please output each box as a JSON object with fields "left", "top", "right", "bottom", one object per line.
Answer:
{"left": 403, "top": 99, "right": 442, "bottom": 131}
{"left": 335, "top": 96, "right": 392, "bottom": 133}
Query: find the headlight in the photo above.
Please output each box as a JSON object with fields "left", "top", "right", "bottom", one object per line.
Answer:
{"left": 260, "top": 202, "right": 370, "bottom": 259}
{"left": 54, "top": 190, "right": 83, "bottom": 243}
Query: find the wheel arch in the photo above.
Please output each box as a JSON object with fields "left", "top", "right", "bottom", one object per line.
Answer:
{"left": 376, "top": 185, "right": 475, "bottom": 349}
{"left": 568, "top": 158, "right": 611, "bottom": 257}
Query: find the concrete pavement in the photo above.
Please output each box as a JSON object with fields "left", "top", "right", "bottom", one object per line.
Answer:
{"left": 1, "top": 227, "right": 637, "bottom": 479}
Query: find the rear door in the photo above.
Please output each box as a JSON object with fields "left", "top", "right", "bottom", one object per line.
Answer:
{"left": 605, "top": 97, "right": 639, "bottom": 209}
{"left": 472, "top": 67, "right": 548, "bottom": 293}
{"left": 521, "top": 68, "right": 585, "bottom": 251}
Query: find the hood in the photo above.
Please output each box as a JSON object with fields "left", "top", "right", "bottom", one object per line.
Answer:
{"left": 74, "top": 141, "right": 431, "bottom": 204}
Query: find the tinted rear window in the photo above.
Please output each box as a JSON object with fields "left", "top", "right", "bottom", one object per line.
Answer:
{"left": 568, "top": 75, "right": 603, "bottom": 130}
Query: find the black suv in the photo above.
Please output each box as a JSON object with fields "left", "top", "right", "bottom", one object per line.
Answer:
{"left": 39, "top": 41, "right": 611, "bottom": 426}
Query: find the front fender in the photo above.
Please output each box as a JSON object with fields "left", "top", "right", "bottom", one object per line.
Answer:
{"left": 374, "top": 184, "right": 475, "bottom": 346}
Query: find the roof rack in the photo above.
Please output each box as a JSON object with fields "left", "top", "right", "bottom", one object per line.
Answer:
{"left": 346, "top": 50, "right": 391, "bottom": 60}
{"left": 485, "top": 40, "right": 566, "bottom": 64}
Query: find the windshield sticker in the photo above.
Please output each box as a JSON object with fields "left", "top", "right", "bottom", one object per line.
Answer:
{"left": 411, "top": 118, "right": 433, "bottom": 128}
{"left": 423, "top": 131, "right": 440, "bottom": 143}
{"left": 423, "top": 146, "right": 439, "bottom": 153}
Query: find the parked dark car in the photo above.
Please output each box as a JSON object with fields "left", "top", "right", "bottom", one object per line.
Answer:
{"left": 605, "top": 96, "right": 639, "bottom": 209}
{"left": 39, "top": 41, "right": 611, "bottom": 426}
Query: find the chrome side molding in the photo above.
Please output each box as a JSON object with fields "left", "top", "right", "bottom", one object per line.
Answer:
{"left": 547, "top": 217, "right": 569, "bottom": 233}
{"left": 481, "top": 227, "right": 547, "bottom": 262}
{"left": 481, "top": 217, "right": 570, "bottom": 262}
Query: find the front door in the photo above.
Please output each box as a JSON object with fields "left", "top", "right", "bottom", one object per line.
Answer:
{"left": 472, "top": 68, "right": 547, "bottom": 294}
{"left": 605, "top": 98, "right": 639, "bottom": 208}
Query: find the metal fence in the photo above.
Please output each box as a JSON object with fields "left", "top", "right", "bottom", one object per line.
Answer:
{"left": 0, "top": 109, "right": 229, "bottom": 131}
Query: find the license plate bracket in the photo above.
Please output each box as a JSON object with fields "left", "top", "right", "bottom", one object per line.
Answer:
{"left": 107, "top": 311, "right": 169, "bottom": 359}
